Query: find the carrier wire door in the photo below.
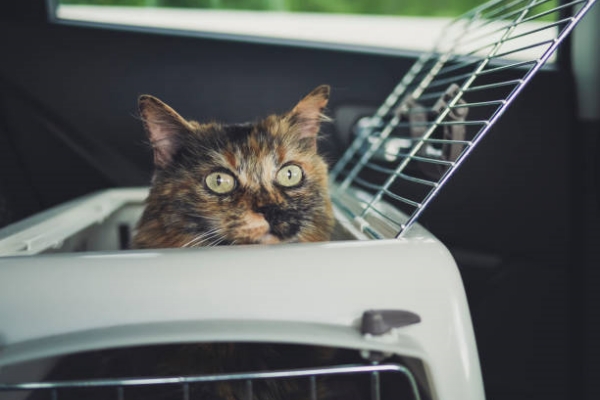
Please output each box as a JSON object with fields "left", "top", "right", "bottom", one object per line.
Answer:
{"left": 0, "top": 364, "right": 421, "bottom": 400}
{"left": 330, "top": 0, "right": 597, "bottom": 239}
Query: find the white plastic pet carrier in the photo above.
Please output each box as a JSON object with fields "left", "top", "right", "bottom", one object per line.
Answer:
{"left": 0, "top": 1, "right": 596, "bottom": 399}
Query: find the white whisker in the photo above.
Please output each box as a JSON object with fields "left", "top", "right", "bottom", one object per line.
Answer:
{"left": 208, "top": 237, "right": 227, "bottom": 247}
{"left": 181, "top": 228, "right": 221, "bottom": 248}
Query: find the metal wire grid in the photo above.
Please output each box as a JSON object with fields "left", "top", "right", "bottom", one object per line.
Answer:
{"left": 330, "top": 0, "right": 597, "bottom": 239}
{"left": 0, "top": 363, "right": 421, "bottom": 400}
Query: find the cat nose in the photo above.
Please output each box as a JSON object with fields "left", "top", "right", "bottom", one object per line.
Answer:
{"left": 255, "top": 205, "right": 284, "bottom": 225}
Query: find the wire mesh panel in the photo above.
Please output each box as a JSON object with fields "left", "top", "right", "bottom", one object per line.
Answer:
{"left": 330, "top": 0, "right": 597, "bottom": 239}
{"left": 0, "top": 364, "right": 422, "bottom": 400}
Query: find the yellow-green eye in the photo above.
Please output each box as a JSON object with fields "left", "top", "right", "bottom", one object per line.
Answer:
{"left": 205, "top": 171, "right": 236, "bottom": 194}
{"left": 276, "top": 164, "right": 303, "bottom": 187}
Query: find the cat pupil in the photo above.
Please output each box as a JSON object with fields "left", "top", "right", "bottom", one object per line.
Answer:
{"left": 216, "top": 175, "right": 222, "bottom": 185}
{"left": 286, "top": 169, "right": 292, "bottom": 180}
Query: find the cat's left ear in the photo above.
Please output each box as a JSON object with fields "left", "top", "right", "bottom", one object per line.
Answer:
{"left": 139, "top": 95, "right": 193, "bottom": 168}
{"left": 288, "top": 85, "right": 330, "bottom": 146}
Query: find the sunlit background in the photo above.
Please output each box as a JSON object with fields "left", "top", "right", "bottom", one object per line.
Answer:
{"left": 60, "top": 0, "right": 557, "bottom": 18}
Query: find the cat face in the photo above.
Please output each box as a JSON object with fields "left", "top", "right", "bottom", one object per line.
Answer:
{"left": 132, "top": 86, "right": 335, "bottom": 249}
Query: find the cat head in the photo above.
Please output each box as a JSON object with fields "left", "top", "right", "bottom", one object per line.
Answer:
{"left": 134, "top": 85, "right": 335, "bottom": 248}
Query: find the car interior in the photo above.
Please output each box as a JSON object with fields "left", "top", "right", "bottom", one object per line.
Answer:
{"left": 0, "top": 1, "right": 599, "bottom": 400}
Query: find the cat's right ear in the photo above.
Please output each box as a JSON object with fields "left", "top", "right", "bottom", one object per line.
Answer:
{"left": 287, "top": 85, "right": 330, "bottom": 148}
{"left": 138, "top": 95, "right": 193, "bottom": 168}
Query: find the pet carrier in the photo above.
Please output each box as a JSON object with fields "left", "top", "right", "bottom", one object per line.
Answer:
{"left": 0, "top": 0, "right": 596, "bottom": 399}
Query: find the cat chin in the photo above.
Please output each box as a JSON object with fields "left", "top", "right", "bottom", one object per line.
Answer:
{"left": 256, "top": 233, "right": 282, "bottom": 245}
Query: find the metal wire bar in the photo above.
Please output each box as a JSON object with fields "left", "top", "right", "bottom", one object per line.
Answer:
{"left": 437, "top": 120, "right": 489, "bottom": 126}
{"left": 382, "top": 190, "right": 423, "bottom": 209}
{"left": 336, "top": 115, "right": 401, "bottom": 192}
{"left": 463, "top": 79, "right": 523, "bottom": 92}
{"left": 460, "top": 33, "right": 554, "bottom": 60}
{"left": 457, "top": 16, "right": 563, "bottom": 53}
{"left": 0, "top": 363, "right": 422, "bottom": 400}
{"left": 183, "top": 383, "right": 190, "bottom": 400}
{"left": 329, "top": 52, "right": 434, "bottom": 181}
{"left": 519, "top": 0, "right": 588, "bottom": 24}
{"left": 450, "top": 99, "right": 506, "bottom": 108}
{"left": 363, "top": 225, "right": 384, "bottom": 239}
{"left": 337, "top": 53, "right": 450, "bottom": 191}
{"left": 417, "top": 88, "right": 456, "bottom": 102}
{"left": 473, "top": 0, "right": 555, "bottom": 30}
{"left": 359, "top": 0, "right": 533, "bottom": 225}
{"left": 435, "top": 57, "right": 483, "bottom": 79}
{"left": 444, "top": 0, "right": 575, "bottom": 61}
{"left": 397, "top": 0, "right": 598, "bottom": 236}
{"left": 389, "top": 3, "right": 539, "bottom": 234}
{"left": 371, "top": 119, "right": 485, "bottom": 130}
{"left": 400, "top": 106, "right": 438, "bottom": 115}
{"left": 397, "top": 173, "right": 439, "bottom": 187}
{"left": 334, "top": 13, "right": 480, "bottom": 191}
{"left": 352, "top": 175, "right": 384, "bottom": 192}
{"left": 310, "top": 376, "right": 318, "bottom": 400}
{"left": 454, "top": 0, "right": 586, "bottom": 57}
{"left": 364, "top": 163, "right": 439, "bottom": 187}
{"left": 384, "top": 152, "right": 455, "bottom": 166}
{"left": 330, "top": 0, "right": 596, "bottom": 239}
{"left": 479, "top": 0, "right": 533, "bottom": 20}
{"left": 245, "top": 379, "right": 253, "bottom": 400}
{"left": 421, "top": 137, "right": 473, "bottom": 145}
{"left": 371, "top": 371, "right": 381, "bottom": 400}
{"left": 477, "top": 59, "right": 537, "bottom": 74}
{"left": 441, "top": 2, "right": 535, "bottom": 53}
{"left": 426, "top": 70, "right": 482, "bottom": 90}
{"left": 467, "top": 16, "right": 571, "bottom": 52}
{"left": 491, "top": 39, "right": 555, "bottom": 60}
{"left": 366, "top": 163, "right": 437, "bottom": 187}
{"left": 363, "top": 202, "right": 407, "bottom": 230}
{"left": 457, "top": 0, "right": 510, "bottom": 20}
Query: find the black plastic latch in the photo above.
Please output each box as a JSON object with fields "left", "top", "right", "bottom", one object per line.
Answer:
{"left": 361, "top": 309, "right": 421, "bottom": 336}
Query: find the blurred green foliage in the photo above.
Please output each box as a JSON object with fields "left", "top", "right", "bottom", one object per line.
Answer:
{"left": 60, "top": 0, "right": 558, "bottom": 18}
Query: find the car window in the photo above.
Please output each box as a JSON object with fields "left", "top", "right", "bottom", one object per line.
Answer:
{"left": 52, "top": 0, "right": 559, "bottom": 59}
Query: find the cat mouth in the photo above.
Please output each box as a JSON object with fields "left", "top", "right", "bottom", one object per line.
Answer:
{"left": 254, "top": 232, "right": 301, "bottom": 245}
{"left": 256, "top": 233, "right": 281, "bottom": 244}
{"left": 238, "top": 213, "right": 299, "bottom": 245}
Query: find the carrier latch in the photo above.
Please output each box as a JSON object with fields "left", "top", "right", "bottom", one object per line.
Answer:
{"left": 360, "top": 309, "right": 421, "bottom": 363}
{"left": 361, "top": 309, "right": 421, "bottom": 336}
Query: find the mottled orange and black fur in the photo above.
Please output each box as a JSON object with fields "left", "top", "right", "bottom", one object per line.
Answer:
{"left": 132, "top": 85, "right": 335, "bottom": 249}
{"left": 120, "top": 87, "right": 359, "bottom": 400}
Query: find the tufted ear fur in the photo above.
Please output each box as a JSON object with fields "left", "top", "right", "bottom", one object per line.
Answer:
{"left": 139, "top": 95, "right": 194, "bottom": 168}
{"left": 287, "top": 85, "right": 330, "bottom": 147}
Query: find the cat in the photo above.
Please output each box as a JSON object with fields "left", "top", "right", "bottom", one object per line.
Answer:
{"left": 132, "top": 85, "right": 335, "bottom": 249}
{"left": 22, "top": 87, "right": 406, "bottom": 400}
{"left": 121, "top": 86, "right": 370, "bottom": 400}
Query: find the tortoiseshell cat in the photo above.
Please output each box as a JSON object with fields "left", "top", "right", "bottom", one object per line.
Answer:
{"left": 132, "top": 85, "right": 335, "bottom": 249}
{"left": 118, "top": 86, "right": 365, "bottom": 400}
{"left": 24, "top": 88, "right": 386, "bottom": 400}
